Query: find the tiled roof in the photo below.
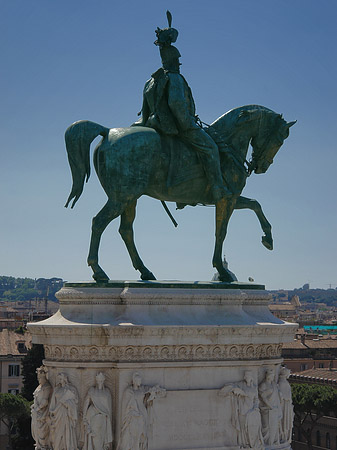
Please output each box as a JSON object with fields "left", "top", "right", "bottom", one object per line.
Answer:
{"left": 269, "top": 304, "right": 296, "bottom": 311}
{"left": 0, "top": 329, "right": 31, "bottom": 356}
{"left": 283, "top": 338, "right": 337, "bottom": 350}
{"left": 305, "top": 340, "right": 337, "bottom": 349}
{"left": 282, "top": 341, "right": 307, "bottom": 350}
{"left": 291, "top": 368, "right": 337, "bottom": 384}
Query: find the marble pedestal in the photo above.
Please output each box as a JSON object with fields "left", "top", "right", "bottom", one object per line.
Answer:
{"left": 28, "top": 281, "right": 297, "bottom": 450}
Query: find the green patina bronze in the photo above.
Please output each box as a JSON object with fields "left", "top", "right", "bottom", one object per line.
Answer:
{"left": 64, "top": 280, "right": 265, "bottom": 290}
{"left": 64, "top": 12, "right": 295, "bottom": 283}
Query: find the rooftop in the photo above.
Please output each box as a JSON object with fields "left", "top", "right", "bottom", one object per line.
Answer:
{"left": 0, "top": 329, "right": 31, "bottom": 356}
{"left": 290, "top": 368, "right": 337, "bottom": 385}
{"left": 283, "top": 338, "right": 337, "bottom": 350}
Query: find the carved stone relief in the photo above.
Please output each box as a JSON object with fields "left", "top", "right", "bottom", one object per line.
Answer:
{"left": 49, "top": 372, "right": 79, "bottom": 450}
{"left": 219, "top": 371, "right": 264, "bottom": 449}
{"left": 278, "top": 367, "right": 294, "bottom": 444}
{"left": 116, "top": 373, "right": 166, "bottom": 450}
{"left": 259, "top": 368, "right": 282, "bottom": 446}
{"left": 31, "top": 366, "right": 52, "bottom": 450}
{"left": 30, "top": 364, "right": 293, "bottom": 450}
{"left": 43, "top": 342, "right": 282, "bottom": 362}
{"left": 82, "top": 372, "right": 113, "bottom": 450}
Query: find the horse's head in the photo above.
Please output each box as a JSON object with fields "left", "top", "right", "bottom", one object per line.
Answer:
{"left": 251, "top": 113, "right": 296, "bottom": 174}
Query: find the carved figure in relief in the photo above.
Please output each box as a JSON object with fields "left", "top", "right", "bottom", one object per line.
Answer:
{"left": 83, "top": 372, "right": 113, "bottom": 450}
{"left": 117, "top": 372, "right": 166, "bottom": 450}
{"left": 49, "top": 372, "right": 79, "bottom": 450}
{"left": 31, "top": 366, "right": 52, "bottom": 450}
{"left": 258, "top": 368, "right": 282, "bottom": 446}
{"left": 278, "top": 367, "right": 294, "bottom": 443}
{"left": 219, "top": 371, "right": 263, "bottom": 449}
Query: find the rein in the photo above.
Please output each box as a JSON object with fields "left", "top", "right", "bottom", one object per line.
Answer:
{"left": 203, "top": 120, "right": 252, "bottom": 178}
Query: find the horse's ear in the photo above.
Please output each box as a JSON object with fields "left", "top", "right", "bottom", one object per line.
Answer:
{"left": 286, "top": 120, "right": 297, "bottom": 129}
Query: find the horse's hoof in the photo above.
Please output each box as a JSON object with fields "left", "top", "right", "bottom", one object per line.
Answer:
{"left": 262, "top": 235, "right": 273, "bottom": 251}
{"left": 92, "top": 270, "right": 109, "bottom": 282}
{"left": 141, "top": 271, "right": 156, "bottom": 281}
{"left": 218, "top": 269, "right": 236, "bottom": 283}
{"left": 219, "top": 275, "right": 235, "bottom": 283}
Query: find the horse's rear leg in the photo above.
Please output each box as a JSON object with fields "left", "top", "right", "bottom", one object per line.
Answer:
{"left": 87, "top": 199, "right": 123, "bottom": 281}
{"left": 212, "top": 197, "right": 236, "bottom": 282}
{"left": 235, "top": 196, "right": 273, "bottom": 250}
{"left": 119, "top": 201, "right": 156, "bottom": 281}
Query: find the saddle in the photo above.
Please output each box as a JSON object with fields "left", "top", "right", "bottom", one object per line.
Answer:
{"left": 160, "top": 134, "right": 204, "bottom": 188}
{"left": 159, "top": 132, "right": 248, "bottom": 206}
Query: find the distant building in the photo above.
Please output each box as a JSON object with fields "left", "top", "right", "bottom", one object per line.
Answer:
{"left": 269, "top": 303, "right": 297, "bottom": 320}
{"left": 291, "top": 295, "right": 301, "bottom": 308}
{"left": 0, "top": 300, "right": 59, "bottom": 330}
{"left": 290, "top": 368, "right": 337, "bottom": 450}
{"left": 283, "top": 333, "right": 337, "bottom": 372}
{"left": 269, "top": 294, "right": 302, "bottom": 321}
{"left": 0, "top": 329, "right": 31, "bottom": 394}
{"left": 0, "top": 305, "right": 24, "bottom": 330}
{"left": 0, "top": 329, "right": 32, "bottom": 447}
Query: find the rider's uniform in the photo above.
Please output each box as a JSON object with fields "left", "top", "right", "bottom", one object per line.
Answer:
{"left": 134, "top": 67, "right": 229, "bottom": 201}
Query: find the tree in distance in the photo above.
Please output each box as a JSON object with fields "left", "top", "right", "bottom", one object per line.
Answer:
{"left": 292, "top": 383, "right": 337, "bottom": 450}
{"left": 0, "top": 393, "right": 31, "bottom": 449}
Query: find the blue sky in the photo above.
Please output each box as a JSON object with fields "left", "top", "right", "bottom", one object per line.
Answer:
{"left": 1, "top": 0, "right": 336, "bottom": 289}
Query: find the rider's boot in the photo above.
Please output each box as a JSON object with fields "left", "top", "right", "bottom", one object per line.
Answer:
{"left": 202, "top": 156, "right": 232, "bottom": 202}
{"left": 180, "top": 128, "right": 232, "bottom": 203}
{"left": 212, "top": 185, "right": 230, "bottom": 202}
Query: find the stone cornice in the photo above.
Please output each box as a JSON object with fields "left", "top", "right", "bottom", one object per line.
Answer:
{"left": 29, "top": 322, "right": 297, "bottom": 340}
{"left": 56, "top": 287, "right": 271, "bottom": 305}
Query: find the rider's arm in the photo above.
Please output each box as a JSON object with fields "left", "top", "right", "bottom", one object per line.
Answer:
{"left": 167, "top": 73, "right": 197, "bottom": 131}
{"left": 131, "top": 81, "right": 151, "bottom": 127}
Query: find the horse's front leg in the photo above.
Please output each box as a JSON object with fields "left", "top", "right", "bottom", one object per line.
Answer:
{"left": 87, "top": 199, "right": 123, "bottom": 281}
{"left": 235, "top": 196, "right": 273, "bottom": 250}
{"left": 212, "top": 197, "right": 236, "bottom": 282}
{"left": 119, "top": 201, "right": 156, "bottom": 281}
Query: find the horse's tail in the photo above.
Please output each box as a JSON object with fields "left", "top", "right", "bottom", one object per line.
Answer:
{"left": 64, "top": 120, "right": 109, "bottom": 208}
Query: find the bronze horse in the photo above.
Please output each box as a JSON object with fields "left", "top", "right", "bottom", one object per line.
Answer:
{"left": 65, "top": 105, "right": 295, "bottom": 282}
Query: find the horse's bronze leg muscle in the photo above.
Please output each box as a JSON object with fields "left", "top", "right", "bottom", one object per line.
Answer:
{"left": 87, "top": 199, "right": 124, "bottom": 281}
{"left": 119, "top": 201, "right": 156, "bottom": 281}
{"left": 234, "top": 196, "right": 273, "bottom": 250}
{"left": 212, "top": 197, "right": 236, "bottom": 282}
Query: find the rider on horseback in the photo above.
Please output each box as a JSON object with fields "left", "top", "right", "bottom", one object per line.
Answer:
{"left": 132, "top": 12, "right": 231, "bottom": 203}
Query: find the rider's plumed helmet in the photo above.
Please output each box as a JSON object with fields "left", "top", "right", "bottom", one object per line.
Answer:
{"left": 155, "top": 11, "right": 181, "bottom": 72}
{"left": 154, "top": 10, "right": 179, "bottom": 47}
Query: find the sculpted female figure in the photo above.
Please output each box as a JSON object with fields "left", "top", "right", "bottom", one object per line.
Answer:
{"left": 259, "top": 368, "right": 282, "bottom": 446}
{"left": 49, "top": 372, "right": 79, "bottom": 450}
{"left": 219, "top": 371, "right": 263, "bottom": 449}
{"left": 278, "top": 367, "right": 294, "bottom": 443}
{"left": 31, "top": 366, "right": 52, "bottom": 450}
{"left": 117, "top": 373, "right": 166, "bottom": 450}
{"left": 83, "top": 372, "right": 113, "bottom": 450}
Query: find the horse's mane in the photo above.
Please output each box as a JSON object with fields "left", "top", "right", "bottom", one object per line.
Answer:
{"left": 209, "top": 105, "right": 275, "bottom": 134}
{"left": 205, "top": 105, "right": 280, "bottom": 149}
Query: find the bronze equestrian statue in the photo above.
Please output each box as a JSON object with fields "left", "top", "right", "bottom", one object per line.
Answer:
{"left": 64, "top": 12, "right": 295, "bottom": 282}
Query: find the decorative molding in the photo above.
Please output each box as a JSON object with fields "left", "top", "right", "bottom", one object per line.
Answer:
{"left": 44, "top": 343, "right": 283, "bottom": 363}
{"left": 55, "top": 286, "right": 272, "bottom": 305}
{"left": 30, "top": 324, "right": 296, "bottom": 340}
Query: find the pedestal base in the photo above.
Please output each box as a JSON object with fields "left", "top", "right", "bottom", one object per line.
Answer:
{"left": 28, "top": 282, "right": 296, "bottom": 450}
